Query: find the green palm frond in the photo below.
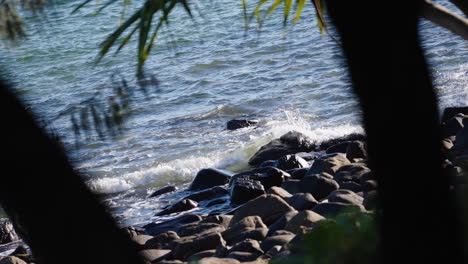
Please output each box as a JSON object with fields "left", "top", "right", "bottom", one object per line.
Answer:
{"left": 74, "top": 0, "right": 192, "bottom": 78}
{"left": 243, "top": 0, "right": 327, "bottom": 34}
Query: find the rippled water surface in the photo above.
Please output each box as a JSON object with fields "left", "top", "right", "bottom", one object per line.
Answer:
{"left": 1, "top": 0, "right": 466, "bottom": 226}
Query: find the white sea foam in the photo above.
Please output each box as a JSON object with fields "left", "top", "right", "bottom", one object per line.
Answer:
{"left": 87, "top": 109, "right": 363, "bottom": 194}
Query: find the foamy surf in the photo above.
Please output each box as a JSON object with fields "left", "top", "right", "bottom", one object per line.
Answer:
{"left": 87, "top": 109, "right": 363, "bottom": 194}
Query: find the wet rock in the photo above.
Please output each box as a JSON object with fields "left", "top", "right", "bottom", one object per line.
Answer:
{"left": 284, "top": 210, "right": 325, "bottom": 233}
{"left": 441, "top": 107, "right": 468, "bottom": 123}
{"left": 267, "top": 186, "right": 292, "bottom": 199}
{"left": 441, "top": 114, "right": 465, "bottom": 138}
{"left": 318, "top": 134, "right": 366, "bottom": 151}
{"left": 227, "top": 239, "right": 264, "bottom": 255}
{"left": 207, "top": 199, "right": 228, "bottom": 207}
{"left": 10, "top": 245, "right": 27, "bottom": 256}
{"left": 327, "top": 190, "right": 364, "bottom": 206}
{"left": 226, "top": 251, "right": 262, "bottom": 262}
{"left": 198, "top": 257, "right": 240, "bottom": 264}
{"left": 148, "top": 185, "right": 177, "bottom": 198}
{"left": 138, "top": 249, "right": 171, "bottom": 262}
{"left": 144, "top": 214, "right": 202, "bottom": 236}
{"left": 144, "top": 231, "right": 180, "bottom": 249}
{"left": 230, "top": 194, "right": 295, "bottom": 226}
{"left": 229, "top": 177, "right": 265, "bottom": 205}
{"left": 189, "top": 168, "right": 234, "bottom": 191}
{"left": 259, "top": 160, "right": 278, "bottom": 168}
{"left": 300, "top": 175, "right": 339, "bottom": 200}
{"left": 334, "top": 164, "right": 370, "bottom": 184}
{"left": 312, "top": 202, "right": 365, "bottom": 217}
{"left": 295, "top": 152, "right": 320, "bottom": 161}
{"left": 267, "top": 211, "right": 298, "bottom": 236}
{"left": 227, "top": 119, "right": 258, "bottom": 130}
{"left": 0, "top": 256, "right": 27, "bottom": 264}
{"left": 232, "top": 167, "right": 290, "bottom": 190}
{"left": 277, "top": 154, "right": 309, "bottom": 171}
{"left": 260, "top": 234, "right": 295, "bottom": 252}
{"left": 346, "top": 141, "right": 367, "bottom": 161}
{"left": 307, "top": 153, "right": 351, "bottom": 175}
{"left": 286, "top": 193, "right": 318, "bottom": 211}
{"left": 281, "top": 180, "right": 301, "bottom": 194}
{"left": 287, "top": 168, "right": 309, "bottom": 179}
{"left": 184, "top": 186, "right": 228, "bottom": 202}
{"left": 222, "top": 216, "right": 267, "bottom": 245}
{"left": 201, "top": 215, "right": 233, "bottom": 229}
{"left": 172, "top": 232, "right": 226, "bottom": 260}
{"left": 325, "top": 141, "right": 351, "bottom": 154}
{"left": 0, "top": 219, "right": 19, "bottom": 244}
{"left": 249, "top": 131, "right": 315, "bottom": 166}
{"left": 178, "top": 223, "right": 225, "bottom": 237}
{"left": 156, "top": 199, "right": 198, "bottom": 216}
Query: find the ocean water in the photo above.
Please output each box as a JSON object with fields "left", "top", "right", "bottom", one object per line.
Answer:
{"left": 0, "top": 0, "right": 466, "bottom": 227}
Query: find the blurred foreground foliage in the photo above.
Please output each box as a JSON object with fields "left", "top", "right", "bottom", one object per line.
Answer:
{"left": 275, "top": 208, "right": 380, "bottom": 264}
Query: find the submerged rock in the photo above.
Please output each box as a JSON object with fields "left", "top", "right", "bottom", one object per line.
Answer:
{"left": 248, "top": 131, "right": 315, "bottom": 166}
{"left": 156, "top": 199, "right": 198, "bottom": 216}
{"left": 227, "top": 119, "right": 258, "bottom": 130}
{"left": 318, "top": 133, "right": 366, "bottom": 151}
{"left": 189, "top": 168, "right": 234, "bottom": 191}
{"left": 148, "top": 185, "right": 178, "bottom": 198}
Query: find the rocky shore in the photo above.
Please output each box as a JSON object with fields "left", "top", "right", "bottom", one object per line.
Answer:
{"left": 1, "top": 108, "right": 468, "bottom": 264}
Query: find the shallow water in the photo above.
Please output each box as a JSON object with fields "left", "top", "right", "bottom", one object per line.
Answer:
{"left": 0, "top": 0, "right": 466, "bottom": 227}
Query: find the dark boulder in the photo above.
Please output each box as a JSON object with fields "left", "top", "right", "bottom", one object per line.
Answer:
{"left": 144, "top": 231, "right": 180, "bottom": 249}
{"left": 326, "top": 190, "right": 364, "bottom": 206}
{"left": 317, "top": 133, "right": 366, "bottom": 151}
{"left": 287, "top": 168, "right": 309, "bottom": 179}
{"left": 267, "top": 186, "right": 292, "bottom": 200}
{"left": 172, "top": 232, "right": 226, "bottom": 260}
{"left": 156, "top": 199, "right": 198, "bottom": 216}
{"left": 334, "top": 164, "right": 370, "bottom": 184}
{"left": 225, "top": 251, "right": 262, "bottom": 262}
{"left": 177, "top": 223, "right": 225, "bottom": 237}
{"left": 144, "top": 214, "right": 202, "bottom": 235}
{"left": 362, "top": 180, "right": 378, "bottom": 192}
{"left": 325, "top": 141, "right": 351, "bottom": 154}
{"left": 286, "top": 193, "right": 319, "bottom": 211}
{"left": 148, "top": 185, "right": 177, "bottom": 198}
{"left": 441, "top": 114, "right": 465, "bottom": 138}
{"left": 339, "top": 182, "right": 363, "bottom": 193}
{"left": 222, "top": 216, "right": 268, "bottom": 245}
{"left": 248, "top": 131, "right": 314, "bottom": 166}
{"left": 312, "top": 202, "right": 365, "bottom": 217}
{"left": 306, "top": 153, "right": 350, "bottom": 175}
{"left": 281, "top": 180, "right": 301, "bottom": 194}
{"left": 229, "top": 177, "right": 266, "bottom": 205}
{"left": 277, "top": 154, "right": 309, "bottom": 171}
{"left": 189, "top": 168, "right": 234, "bottom": 191}
{"left": 346, "top": 140, "right": 367, "bottom": 161}
{"left": 300, "top": 175, "right": 339, "bottom": 200}
{"left": 227, "top": 119, "right": 258, "bottom": 130}
{"left": 184, "top": 186, "right": 228, "bottom": 202}
{"left": 259, "top": 160, "right": 278, "bottom": 168}
{"left": 227, "top": 239, "right": 264, "bottom": 254}
{"left": 207, "top": 198, "right": 228, "bottom": 207}
{"left": 267, "top": 211, "right": 298, "bottom": 236}
{"left": 231, "top": 167, "right": 289, "bottom": 190}
{"left": 295, "top": 152, "right": 321, "bottom": 161}
{"left": 441, "top": 107, "right": 468, "bottom": 123}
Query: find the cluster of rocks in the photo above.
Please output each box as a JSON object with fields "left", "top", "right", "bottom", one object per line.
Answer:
{"left": 0, "top": 220, "right": 32, "bottom": 264}
{"left": 135, "top": 129, "right": 376, "bottom": 263}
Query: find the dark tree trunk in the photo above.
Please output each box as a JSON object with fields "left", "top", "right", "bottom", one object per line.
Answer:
{"left": 0, "top": 78, "right": 144, "bottom": 264}
{"left": 325, "top": 1, "right": 462, "bottom": 263}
